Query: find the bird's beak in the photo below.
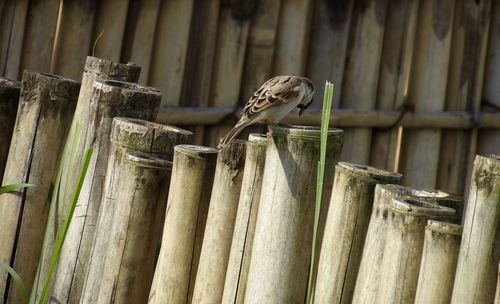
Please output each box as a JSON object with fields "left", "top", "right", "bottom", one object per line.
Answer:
{"left": 298, "top": 98, "right": 313, "bottom": 116}
{"left": 299, "top": 107, "right": 305, "bottom": 116}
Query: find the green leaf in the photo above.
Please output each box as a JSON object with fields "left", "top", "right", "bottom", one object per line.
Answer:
{"left": 0, "top": 183, "right": 35, "bottom": 195}
{"left": 0, "top": 262, "right": 28, "bottom": 304}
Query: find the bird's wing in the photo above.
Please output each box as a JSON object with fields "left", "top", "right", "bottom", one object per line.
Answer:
{"left": 242, "top": 76, "right": 303, "bottom": 117}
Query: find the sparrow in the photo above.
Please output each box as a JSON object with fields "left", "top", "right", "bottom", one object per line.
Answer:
{"left": 218, "top": 75, "right": 315, "bottom": 149}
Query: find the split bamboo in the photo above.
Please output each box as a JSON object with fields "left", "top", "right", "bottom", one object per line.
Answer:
{"left": 41, "top": 80, "right": 160, "bottom": 304}
{"left": 148, "top": 145, "right": 218, "bottom": 304}
{"left": 0, "top": 78, "right": 20, "bottom": 179}
{"left": 81, "top": 117, "right": 192, "bottom": 304}
{"left": 192, "top": 140, "right": 247, "bottom": 304}
{"left": 244, "top": 126, "right": 343, "bottom": 303}
{"left": 451, "top": 155, "right": 500, "bottom": 304}
{"left": 377, "top": 198, "right": 456, "bottom": 304}
{"left": 90, "top": 151, "right": 172, "bottom": 303}
{"left": 353, "top": 184, "right": 462, "bottom": 303}
{"left": 414, "top": 220, "right": 463, "bottom": 304}
{"left": 0, "top": 71, "right": 79, "bottom": 302}
{"left": 314, "top": 162, "right": 402, "bottom": 304}
{"left": 222, "top": 134, "right": 267, "bottom": 304}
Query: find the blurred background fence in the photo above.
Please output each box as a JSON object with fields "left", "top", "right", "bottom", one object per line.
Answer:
{"left": 1, "top": 0, "right": 499, "bottom": 195}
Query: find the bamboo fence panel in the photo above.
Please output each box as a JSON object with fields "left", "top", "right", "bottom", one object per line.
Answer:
{"left": 3, "top": 0, "right": 29, "bottom": 79}
{"left": 340, "top": 0, "right": 389, "bottom": 164}
{"left": 0, "top": 78, "right": 20, "bottom": 179}
{"left": 0, "top": 72, "right": 79, "bottom": 303}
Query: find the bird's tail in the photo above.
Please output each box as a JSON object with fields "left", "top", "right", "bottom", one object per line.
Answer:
{"left": 218, "top": 119, "right": 251, "bottom": 149}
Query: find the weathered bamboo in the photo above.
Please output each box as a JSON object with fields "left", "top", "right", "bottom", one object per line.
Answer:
{"left": 0, "top": 78, "right": 20, "bottom": 179}
{"left": 244, "top": 126, "right": 343, "bottom": 303}
{"left": 353, "top": 184, "right": 462, "bottom": 303}
{"left": 91, "top": 151, "right": 171, "bottom": 303}
{"left": 414, "top": 220, "right": 463, "bottom": 304}
{"left": 451, "top": 155, "right": 500, "bottom": 303}
{"left": 0, "top": 72, "right": 79, "bottom": 303}
{"left": 496, "top": 263, "right": 500, "bottom": 304}
{"left": 41, "top": 80, "right": 160, "bottom": 304}
{"left": 192, "top": 140, "right": 247, "bottom": 304}
{"left": 314, "top": 162, "right": 402, "bottom": 304}
{"left": 377, "top": 198, "right": 456, "bottom": 304}
{"left": 222, "top": 134, "right": 267, "bottom": 304}
{"left": 148, "top": 145, "right": 218, "bottom": 304}
{"left": 81, "top": 117, "right": 192, "bottom": 304}
{"left": 3, "top": 0, "right": 28, "bottom": 80}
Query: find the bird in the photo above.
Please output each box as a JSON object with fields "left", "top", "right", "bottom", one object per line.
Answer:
{"left": 217, "top": 75, "right": 315, "bottom": 149}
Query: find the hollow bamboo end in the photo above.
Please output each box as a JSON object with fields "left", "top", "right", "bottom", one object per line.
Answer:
{"left": 390, "top": 197, "right": 456, "bottom": 218}
{"left": 125, "top": 151, "right": 172, "bottom": 169}
{"left": 269, "top": 125, "right": 343, "bottom": 142}
{"left": 95, "top": 79, "right": 160, "bottom": 94}
{"left": 85, "top": 56, "right": 141, "bottom": 81}
{"left": 0, "top": 78, "right": 21, "bottom": 99}
{"left": 175, "top": 144, "right": 219, "bottom": 158}
{"left": 248, "top": 133, "right": 267, "bottom": 144}
{"left": 426, "top": 220, "right": 463, "bottom": 235}
{"left": 337, "top": 162, "right": 402, "bottom": 183}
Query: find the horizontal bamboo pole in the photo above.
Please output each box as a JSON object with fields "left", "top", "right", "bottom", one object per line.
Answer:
{"left": 156, "top": 106, "right": 500, "bottom": 129}
{"left": 452, "top": 155, "right": 500, "bottom": 303}
{"left": 314, "top": 162, "right": 402, "bottom": 304}
{"left": 148, "top": 145, "right": 218, "bottom": 304}
{"left": 378, "top": 198, "right": 456, "bottom": 304}
{"left": 415, "top": 220, "right": 463, "bottom": 304}
{"left": 0, "top": 78, "right": 20, "bottom": 179}
{"left": 81, "top": 117, "right": 192, "bottom": 303}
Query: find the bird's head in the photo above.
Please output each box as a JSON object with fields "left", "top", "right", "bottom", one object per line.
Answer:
{"left": 298, "top": 77, "right": 315, "bottom": 116}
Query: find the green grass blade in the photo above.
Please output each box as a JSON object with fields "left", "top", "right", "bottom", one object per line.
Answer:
{"left": 0, "top": 262, "right": 28, "bottom": 304}
{"left": 306, "top": 81, "right": 334, "bottom": 304}
{"left": 0, "top": 183, "right": 35, "bottom": 195}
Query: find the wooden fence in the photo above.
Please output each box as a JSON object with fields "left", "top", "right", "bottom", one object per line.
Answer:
{"left": 1, "top": 0, "right": 499, "bottom": 195}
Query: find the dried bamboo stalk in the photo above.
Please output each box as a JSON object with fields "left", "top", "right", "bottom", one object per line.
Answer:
{"left": 314, "top": 162, "right": 402, "bottom": 304}
{"left": 495, "top": 263, "right": 500, "bottom": 304}
{"left": 148, "top": 145, "right": 218, "bottom": 304}
{"left": 415, "top": 220, "right": 463, "bottom": 304}
{"left": 0, "top": 78, "right": 20, "bottom": 179}
{"left": 451, "top": 155, "right": 500, "bottom": 303}
{"left": 0, "top": 72, "right": 79, "bottom": 302}
{"left": 192, "top": 140, "right": 247, "bottom": 304}
{"left": 244, "top": 126, "right": 343, "bottom": 303}
{"left": 377, "top": 198, "right": 456, "bottom": 304}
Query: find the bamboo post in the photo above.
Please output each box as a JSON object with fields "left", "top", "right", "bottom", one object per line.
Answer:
{"left": 353, "top": 184, "right": 463, "bottom": 303}
{"left": 451, "top": 155, "right": 500, "bottom": 303}
{"left": 496, "top": 263, "right": 500, "bottom": 304}
{"left": 243, "top": 126, "right": 343, "bottom": 303}
{"left": 192, "top": 140, "right": 247, "bottom": 304}
{"left": 148, "top": 145, "right": 218, "bottom": 304}
{"left": 414, "top": 220, "right": 463, "bottom": 304}
{"left": 40, "top": 80, "right": 160, "bottom": 304}
{"left": 0, "top": 78, "right": 20, "bottom": 179}
{"left": 222, "top": 134, "right": 267, "bottom": 304}
{"left": 81, "top": 117, "right": 192, "bottom": 304}
{"left": 90, "top": 151, "right": 171, "bottom": 303}
{"left": 377, "top": 198, "right": 456, "bottom": 304}
{"left": 0, "top": 71, "right": 79, "bottom": 303}
{"left": 314, "top": 162, "right": 402, "bottom": 304}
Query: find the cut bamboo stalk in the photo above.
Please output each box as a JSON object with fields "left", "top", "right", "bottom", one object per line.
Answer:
{"left": 377, "top": 198, "right": 456, "bottom": 304}
{"left": 192, "top": 140, "right": 247, "bottom": 304}
{"left": 81, "top": 117, "right": 192, "bottom": 304}
{"left": 414, "top": 220, "right": 463, "bottom": 304}
{"left": 0, "top": 71, "right": 79, "bottom": 302}
{"left": 42, "top": 80, "right": 161, "bottom": 304}
{"left": 91, "top": 151, "right": 172, "bottom": 303}
{"left": 340, "top": 0, "right": 389, "bottom": 164}
{"left": 496, "top": 263, "right": 500, "bottom": 304}
{"left": 451, "top": 155, "right": 500, "bottom": 304}
{"left": 148, "top": 145, "right": 218, "bottom": 304}
{"left": 314, "top": 162, "right": 402, "bottom": 304}
{"left": 222, "top": 134, "right": 267, "bottom": 304}
{"left": 0, "top": 78, "right": 20, "bottom": 179}
{"left": 244, "top": 126, "right": 343, "bottom": 303}
{"left": 353, "top": 184, "right": 462, "bottom": 303}
{"left": 400, "top": 0, "right": 456, "bottom": 189}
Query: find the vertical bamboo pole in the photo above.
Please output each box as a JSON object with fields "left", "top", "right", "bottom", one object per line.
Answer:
{"left": 192, "top": 140, "right": 247, "bottom": 304}
{"left": 93, "top": 151, "right": 172, "bottom": 303}
{"left": 451, "top": 155, "right": 500, "bottom": 303}
{"left": 377, "top": 198, "right": 456, "bottom": 304}
{"left": 340, "top": 0, "right": 389, "bottom": 164}
{"left": 81, "top": 117, "right": 192, "bottom": 304}
{"left": 314, "top": 162, "right": 402, "bottom": 304}
{"left": 3, "top": 0, "right": 28, "bottom": 80}
{"left": 0, "top": 78, "right": 20, "bottom": 179}
{"left": 222, "top": 134, "right": 267, "bottom": 304}
{"left": 400, "top": 0, "right": 456, "bottom": 188}
{"left": 0, "top": 72, "right": 80, "bottom": 302}
{"left": 414, "top": 220, "right": 463, "bottom": 304}
{"left": 148, "top": 145, "right": 218, "bottom": 304}
{"left": 43, "top": 80, "right": 161, "bottom": 304}
{"left": 495, "top": 263, "right": 500, "bottom": 304}
{"left": 244, "top": 126, "right": 343, "bottom": 303}
{"left": 353, "top": 184, "right": 462, "bottom": 303}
